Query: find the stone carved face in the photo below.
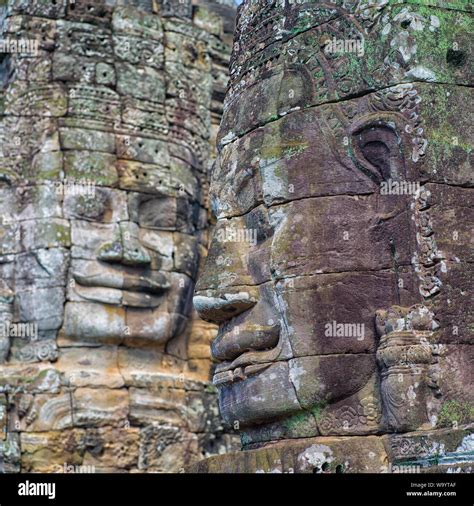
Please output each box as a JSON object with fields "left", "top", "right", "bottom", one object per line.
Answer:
{"left": 62, "top": 173, "right": 200, "bottom": 346}
{"left": 195, "top": 1, "right": 473, "bottom": 445}
{"left": 195, "top": 97, "right": 413, "bottom": 439}
{"left": 0, "top": 4, "right": 211, "bottom": 362}
{"left": 1, "top": 173, "right": 200, "bottom": 342}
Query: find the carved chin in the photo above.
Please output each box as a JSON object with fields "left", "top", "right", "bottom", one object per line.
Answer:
{"left": 217, "top": 354, "right": 378, "bottom": 429}
{"left": 62, "top": 301, "right": 187, "bottom": 345}
{"left": 217, "top": 361, "right": 301, "bottom": 427}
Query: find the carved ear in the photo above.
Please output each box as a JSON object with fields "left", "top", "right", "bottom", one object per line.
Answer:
{"left": 351, "top": 123, "right": 406, "bottom": 184}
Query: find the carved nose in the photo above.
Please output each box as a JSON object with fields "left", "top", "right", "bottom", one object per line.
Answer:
{"left": 97, "top": 238, "right": 123, "bottom": 263}
{"left": 97, "top": 224, "right": 151, "bottom": 266}
{"left": 193, "top": 293, "right": 258, "bottom": 323}
{"left": 122, "top": 241, "right": 151, "bottom": 266}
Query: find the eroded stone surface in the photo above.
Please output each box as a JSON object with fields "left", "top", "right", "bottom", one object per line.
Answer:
{"left": 0, "top": 0, "right": 239, "bottom": 473}
{"left": 190, "top": 427, "right": 474, "bottom": 473}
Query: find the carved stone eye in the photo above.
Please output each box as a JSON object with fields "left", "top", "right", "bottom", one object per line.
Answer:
{"left": 352, "top": 124, "right": 404, "bottom": 183}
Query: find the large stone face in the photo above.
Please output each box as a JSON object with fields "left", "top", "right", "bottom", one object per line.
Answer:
{"left": 0, "top": 0, "right": 240, "bottom": 472}
{"left": 193, "top": 0, "right": 473, "bottom": 470}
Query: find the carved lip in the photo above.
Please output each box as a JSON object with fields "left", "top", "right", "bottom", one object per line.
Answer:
{"left": 213, "top": 363, "right": 272, "bottom": 386}
{"left": 73, "top": 271, "right": 170, "bottom": 294}
{"left": 72, "top": 271, "right": 170, "bottom": 307}
{"left": 212, "top": 333, "right": 283, "bottom": 387}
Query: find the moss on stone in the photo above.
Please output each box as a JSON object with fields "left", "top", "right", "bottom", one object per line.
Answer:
{"left": 204, "top": 384, "right": 217, "bottom": 394}
{"left": 282, "top": 412, "right": 309, "bottom": 431}
{"left": 310, "top": 400, "right": 329, "bottom": 422}
{"left": 436, "top": 400, "right": 474, "bottom": 428}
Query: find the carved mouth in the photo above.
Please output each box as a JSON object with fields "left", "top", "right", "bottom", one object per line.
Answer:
{"left": 213, "top": 363, "right": 273, "bottom": 386}
{"left": 72, "top": 271, "right": 170, "bottom": 308}
{"left": 212, "top": 333, "right": 283, "bottom": 387}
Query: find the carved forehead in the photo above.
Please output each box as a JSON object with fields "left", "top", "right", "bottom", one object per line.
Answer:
{"left": 211, "top": 1, "right": 472, "bottom": 218}
{"left": 220, "top": 1, "right": 472, "bottom": 145}
{"left": 212, "top": 82, "right": 472, "bottom": 222}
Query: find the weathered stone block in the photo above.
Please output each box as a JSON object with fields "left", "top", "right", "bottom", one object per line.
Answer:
{"left": 21, "top": 218, "right": 70, "bottom": 251}
{"left": 56, "top": 347, "right": 124, "bottom": 389}
{"left": 138, "top": 424, "right": 198, "bottom": 472}
{"left": 113, "top": 34, "right": 164, "bottom": 69}
{"left": 0, "top": 433, "right": 21, "bottom": 473}
{"left": 117, "top": 347, "right": 182, "bottom": 388}
{"left": 81, "top": 427, "right": 140, "bottom": 471}
{"left": 129, "top": 387, "right": 186, "bottom": 427}
{"left": 32, "top": 151, "right": 64, "bottom": 180}
{"left": 59, "top": 127, "right": 116, "bottom": 153}
{"left": 190, "top": 435, "right": 389, "bottom": 473}
{"left": 52, "top": 52, "right": 96, "bottom": 83}
{"left": 62, "top": 302, "right": 126, "bottom": 344}
{"left": 117, "top": 160, "right": 170, "bottom": 195}
{"left": 120, "top": 97, "right": 168, "bottom": 134}
{"left": 10, "top": 392, "right": 73, "bottom": 432}
{"left": 68, "top": 85, "right": 120, "bottom": 124}
{"left": 16, "top": 184, "right": 62, "bottom": 221}
{"left": 112, "top": 5, "right": 163, "bottom": 40}
{"left": 116, "top": 134, "right": 170, "bottom": 166}
{"left": 70, "top": 221, "right": 117, "bottom": 260}
{"left": 64, "top": 151, "right": 118, "bottom": 187}
{"left": 16, "top": 286, "right": 65, "bottom": 331}
{"left": 64, "top": 188, "right": 128, "bottom": 223}
{"left": 72, "top": 388, "right": 129, "bottom": 428}
{"left": 15, "top": 248, "right": 68, "bottom": 290}
{"left": 5, "top": 82, "right": 68, "bottom": 117}
{"left": 116, "top": 62, "right": 166, "bottom": 103}
{"left": 65, "top": 0, "right": 114, "bottom": 26}
{"left": 0, "top": 364, "right": 62, "bottom": 394}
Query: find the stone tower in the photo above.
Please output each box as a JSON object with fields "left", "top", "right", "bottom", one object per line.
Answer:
{"left": 193, "top": 0, "right": 473, "bottom": 473}
{"left": 0, "top": 0, "right": 239, "bottom": 472}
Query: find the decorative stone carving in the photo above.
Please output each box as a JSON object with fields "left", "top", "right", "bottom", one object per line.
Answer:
{"left": 161, "top": 0, "right": 193, "bottom": 19}
{"left": 376, "top": 305, "right": 436, "bottom": 432}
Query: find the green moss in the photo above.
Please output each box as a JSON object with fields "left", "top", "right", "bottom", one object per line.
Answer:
{"left": 310, "top": 400, "right": 329, "bottom": 421}
{"left": 282, "top": 411, "right": 310, "bottom": 432}
{"left": 40, "top": 220, "right": 70, "bottom": 247}
{"left": 403, "top": 6, "right": 471, "bottom": 82}
{"left": 204, "top": 384, "right": 217, "bottom": 394}
{"left": 436, "top": 400, "right": 474, "bottom": 428}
